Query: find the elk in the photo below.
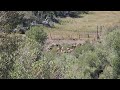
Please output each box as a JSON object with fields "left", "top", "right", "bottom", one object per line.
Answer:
{"left": 56, "top": 44, "right": 62, "bottom": 52}
{"left": 60, "top": 47, "right": 64, "bottom": 53}
{"left": 71, "top": 44, "right": 77, "bottom": 49}
{"left": 67, "top": 48, "right": 74, "bottom": 53}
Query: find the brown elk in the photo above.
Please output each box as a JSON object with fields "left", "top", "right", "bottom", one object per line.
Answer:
{"left": 71, "top": 44, "right": 77, "bottom": 49}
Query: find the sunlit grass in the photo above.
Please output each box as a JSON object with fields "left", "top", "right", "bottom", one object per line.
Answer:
{"left": 35, "top": 11, "right": 120, "bottom": 40}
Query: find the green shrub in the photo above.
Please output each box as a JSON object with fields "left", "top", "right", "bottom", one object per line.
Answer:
{"left": 99, "top": 66, "right": 113, "bottom": 79}
{"left": 26, "top": 26, "right": 47, "bottom": 45}
{"left": 74, "top": 41, "right": 94, "bottom": 58}
{"left": 103, "top": 29, "right": 120, "bottom": 79}
{"left": 10, "top": 36, "right": 42, "bottom": 79}
{"left": 0, "top": 35, "right": 23, "bottom": 79}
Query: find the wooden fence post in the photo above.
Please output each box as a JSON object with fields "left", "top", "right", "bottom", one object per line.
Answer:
{"left": 87, "top": 33, "right": 90, "bottom": 38}
{"left": 68, "top": 35, "right": 70, "bottom": 40}
{"left": 62, "top": 35, "right": 64, "bottom": 40}
{"left": 100, "top": 26, "right": 102, "bottom": 36}
{"left": 50, "top": 33, "right": 52, "bottom": 40}
{"left": 79, "top": 34, "right": 80, "bottom": 40}
{"left": 97, "top": 26, "right": 100, "bottom": 40}
{"left": 97, "top": 25, "right": 99, "bottom": 32}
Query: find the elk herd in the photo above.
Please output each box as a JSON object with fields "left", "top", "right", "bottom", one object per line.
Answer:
{"left": 47, "top": 43, "right": 82, "bottom": 53}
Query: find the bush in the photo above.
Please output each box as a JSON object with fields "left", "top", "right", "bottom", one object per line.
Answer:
{"left": 103, "top": 29, "right": 120, "bottom": 79}
{"left": 74, "top": 41, "right": 94, "bottom": 58}
{"left": 10, "top": 36, "right": 42, "bottom": 79}
{"left": 99, "top": 66, "right": 113, "bottom": 79}
{"left": 0, "top": 34, "right": 23, "bottom": 79}
{"left": 26, "top": 26, "right": 47, "bottom": 45}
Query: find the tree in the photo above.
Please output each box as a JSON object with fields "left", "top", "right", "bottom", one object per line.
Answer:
{"left": 26, "top": 26, "right": 47, "bottom": 45}
{"left": 0, "top": 11, "right": 24, "bottom": 33}
{"left": 32, "top": 11, "right": 88, "bottom": 24}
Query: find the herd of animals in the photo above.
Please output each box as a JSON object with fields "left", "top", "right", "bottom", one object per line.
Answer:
{"left": 46, "top": 43, "right": 83, "bottom": 53}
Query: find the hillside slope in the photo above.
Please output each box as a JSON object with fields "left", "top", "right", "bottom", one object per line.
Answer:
{"left": 43, "top": 11, "right": 120, "bottom": 48}
{"left": 45, "top": 11, "right": 120, "bottom": 38}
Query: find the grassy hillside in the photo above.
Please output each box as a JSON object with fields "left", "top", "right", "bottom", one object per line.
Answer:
{"left": 42, "top": 11, "right": 120, "bottom": 40}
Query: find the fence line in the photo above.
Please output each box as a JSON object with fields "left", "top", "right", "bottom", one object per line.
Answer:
{"left": 48, "top": 24, "right": 120, "bottom": 40}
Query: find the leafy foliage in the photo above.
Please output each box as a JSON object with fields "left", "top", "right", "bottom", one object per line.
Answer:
{"left": 0, "top": 11, "right": 24, "bottom": 33}
{"left": 0, "top": 34, "right": 23, "bottom": 79}
{"left": 26, "top": 26, "right": 47, "bottom": 45}
{"left": 104, "top": 29, "right": 120, "bottom": 79}
{"left": 10, "top": 36, "right": 43, "bottom": 79}
{"left": 1, "top": 11, "right": 120, "bottom": 79}
{"left": 74, "top": 41, "right": 94, "bottom": 58}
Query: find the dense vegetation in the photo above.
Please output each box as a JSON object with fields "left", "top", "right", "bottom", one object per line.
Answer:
{"left": 0, "top": 11, "right": 120, "bottom": 79}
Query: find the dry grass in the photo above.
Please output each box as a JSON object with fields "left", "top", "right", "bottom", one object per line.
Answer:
{"left": 44, "top": 11, "right": 120, "bottom": 39}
